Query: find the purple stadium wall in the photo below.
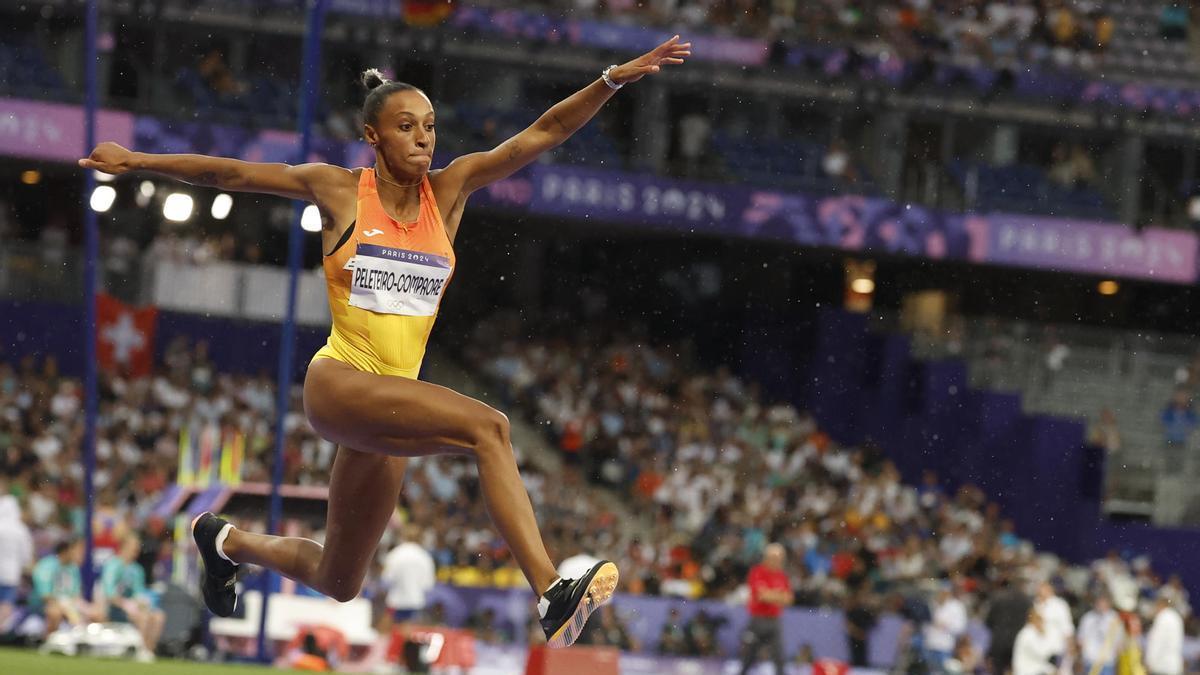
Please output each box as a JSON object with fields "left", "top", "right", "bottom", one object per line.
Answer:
{"left": 797, "top": 308, "right": 1200, "bottom": 595}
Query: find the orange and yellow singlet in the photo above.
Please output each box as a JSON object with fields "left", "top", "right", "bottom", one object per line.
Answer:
{"left": 311, "top": 168, "right": 456, "bottom": 379}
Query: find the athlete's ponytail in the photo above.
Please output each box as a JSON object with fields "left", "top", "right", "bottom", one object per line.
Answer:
{"left": 359, "top": 68, "right": 424, "bottom": 126}
{"left": 360, "top": 68, "right": 388, "bottom": 91}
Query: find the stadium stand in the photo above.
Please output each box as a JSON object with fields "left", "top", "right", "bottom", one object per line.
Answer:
{"left": 3, "top": 1, "right": 1200, "bottom": 672}
{"left": 2, "top": 310, "right": 1196, "bottom": 666}
{"left": 904, "top": 313, "right": 1200, "bottom": 522}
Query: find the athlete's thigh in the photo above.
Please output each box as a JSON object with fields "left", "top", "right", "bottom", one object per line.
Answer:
{"left": 304, "top": 357, "right": 502, "bottom": 456}
{"left": 315, "top": 445, "right": 408, "bottom": 593}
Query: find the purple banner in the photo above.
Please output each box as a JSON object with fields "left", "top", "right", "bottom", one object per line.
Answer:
{"left": 985, "top": 214, "right": 1198, "bottom": 283}
{"left": 426, "top": 584, "right": 979, "bottom": 671}
{"left": 425, "top": 584, "right": 864, "bottom": 663}
{"left": 472, "top": 644, "right": 881, "bottom": 675}
{"left": 530, "top": 165, "right": 743, "bottom": 234}
{"left": 3, "top": 96, "right": 1195, "bottom": 283}
{"left": 739, "top": 191, "right": 980, "bottom": 261}
{"left": 473, "top": 164, "right": 980, "bottom": 260}
{"left": 471, "top": 644, "right": 731, "bottom": 675}
{"left": 0, "top": 98, "right": 134, "bottom": 162}
{"left": 475, "top": 163, "right": 1196, "bottom": 283}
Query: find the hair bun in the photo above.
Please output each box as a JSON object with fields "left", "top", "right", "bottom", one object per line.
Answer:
{"left": 360, "top": 68, "right": 388, "bottom": 91}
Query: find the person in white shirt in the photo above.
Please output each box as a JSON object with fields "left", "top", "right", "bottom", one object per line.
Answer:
{"left": 1035, "top": 581, "right": 1075, "bottom": 664}
{"left": 1077, "top": 595, "right": 1121, "bottom": 675}
{"left": 1144, "top": 594, "right": 1184, "bottom": 675}
{"left": 1014, "top": 610, "right": 1058, "bottom": 675}
{"left": 0, "top": 495, "right": 34, "bottom": 630}
{"left": 380, "top": 524, "right": 436, "bottom": 624}
{"left": 925, "top": 584, "right": 969, "bottom": 668}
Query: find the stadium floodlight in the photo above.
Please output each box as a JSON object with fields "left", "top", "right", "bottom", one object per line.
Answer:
{"left": 90, "top": 185, "right": 117, "bottom": 213}
{"left": 301, "top": 204, "right": 322, "bottom": 232}
{"left": 163, "top": 193, "right": 194, "bottom": 222}
{"left": 1189, "top": 196, "right": 1200, "bottom": 222}
{"left": 850, "top": 277, "right": 875, "bottom": 294}
{"left": 211, "top": 193, "right": 233, "bottom": 220}
{"left": 135, "top": 181, "right": 155, "bottom": 208}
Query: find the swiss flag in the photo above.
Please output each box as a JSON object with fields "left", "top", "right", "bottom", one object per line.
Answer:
{"left": 96, "top": 293, "right": 158, "bottom": 378}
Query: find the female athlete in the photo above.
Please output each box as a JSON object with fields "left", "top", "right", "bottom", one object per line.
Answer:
{"left": 81, "top": 36, "right": 689, "bottom": 647}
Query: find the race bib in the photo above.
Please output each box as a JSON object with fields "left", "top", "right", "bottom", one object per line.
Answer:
{"left": 348, "top": 243, "right": 452, "bottom": 316}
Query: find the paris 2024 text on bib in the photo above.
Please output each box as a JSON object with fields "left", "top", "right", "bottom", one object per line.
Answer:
{"left": 347, "top": 243, "right": 452, "bottom": 317}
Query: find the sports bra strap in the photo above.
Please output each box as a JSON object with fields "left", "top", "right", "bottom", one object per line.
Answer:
{"left": 324, "top": 220, "right": 356, "bottom": 257}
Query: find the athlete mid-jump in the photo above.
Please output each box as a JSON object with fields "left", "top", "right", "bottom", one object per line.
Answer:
{"left": 81, "top": 36, "right": 690, "bottom": 647}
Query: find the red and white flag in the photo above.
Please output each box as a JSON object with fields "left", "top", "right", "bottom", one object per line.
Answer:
{"left": 96, "top": 293, "right": 158, "bottom": 378}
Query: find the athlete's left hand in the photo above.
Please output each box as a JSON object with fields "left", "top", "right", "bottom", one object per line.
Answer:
{"left": 610, "top": 35, "right": 691, "bottom": 85}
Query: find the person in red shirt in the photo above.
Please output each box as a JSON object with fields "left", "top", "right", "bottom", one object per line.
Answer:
{"left": 741, "top": 543, "right": 792, "bottom": 675}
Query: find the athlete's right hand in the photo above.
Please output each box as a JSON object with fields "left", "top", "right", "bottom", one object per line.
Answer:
{"left": 79, "top": 142, "right": 137, "bottom": 175}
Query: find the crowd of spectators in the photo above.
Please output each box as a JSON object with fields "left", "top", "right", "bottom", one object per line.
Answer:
{"left": 0, "top": 314, "right": 1195, "bottom": 666}
{"left": 0, "top": 335, "right": 629, "bottom": 565}
{"left": 513, "top": 0, "right": 1124, "bottom": 72}
{"left": 464, "top": 311, "right": 1197, "bottom": 657}
{"left": 0, "top": 336, "right": 627, "bottom": 639}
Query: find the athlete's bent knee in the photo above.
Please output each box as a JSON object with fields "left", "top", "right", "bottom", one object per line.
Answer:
{"left": 324, "top": 581, "right": 363, "bottom": 603}
{"left": 331, "top": 588, "right": 361, "bottom": 603}
{"left": 314, "top": 566, "right": 366, "bottom": 603}
{"left": 473, "top": 408, "right": 511, "bottom": 456}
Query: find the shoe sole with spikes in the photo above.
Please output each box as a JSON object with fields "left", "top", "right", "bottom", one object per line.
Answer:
{"left": 545, "top": 561, "right": 620, "bottom": 648}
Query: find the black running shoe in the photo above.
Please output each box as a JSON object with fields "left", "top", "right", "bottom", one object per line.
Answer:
{"left": 539, "top": 561, "right": 619, "bottom": 648}
{"left": 191, "top": 512, "right": 239, "bottom": 617}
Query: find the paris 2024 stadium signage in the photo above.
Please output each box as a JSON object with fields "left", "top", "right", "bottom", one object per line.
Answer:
{"left": 1, "top": 96, "right": 1195, "bottom": 284}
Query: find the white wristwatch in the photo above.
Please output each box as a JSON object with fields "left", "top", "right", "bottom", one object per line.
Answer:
{"left": 601, "top": 65, "right": 624, "bottom": 90}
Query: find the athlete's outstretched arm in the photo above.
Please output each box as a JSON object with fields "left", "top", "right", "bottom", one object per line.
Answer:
{"left": 441, "top": 35, "right": 691, "bottom": 195}
{"left": 79, "top": 142, "right": 352, "bottom": 203}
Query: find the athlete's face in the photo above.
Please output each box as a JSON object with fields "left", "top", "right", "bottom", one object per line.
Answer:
{"left": 366, "top": 90, "right": 436, "bottom": 176}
